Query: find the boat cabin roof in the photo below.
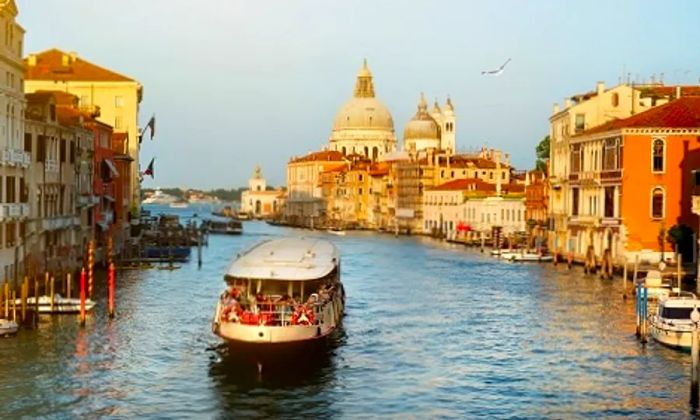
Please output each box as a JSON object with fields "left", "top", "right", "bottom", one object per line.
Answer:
{"left": 659, "top": 292, "right": 700, "bottom": 308}
{"left": 225, "top": 237, "right": 339, "bottom": 281}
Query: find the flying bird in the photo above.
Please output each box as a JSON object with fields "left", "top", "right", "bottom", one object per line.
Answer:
{"left": 481, "top": 58, "right": 511, "bottom": 76}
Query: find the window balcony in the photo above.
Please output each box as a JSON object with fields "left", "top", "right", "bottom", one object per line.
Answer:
{"left": 1, "top": 149, "right": 31, "bottom": 168}
{"left": 42, "top": 215, "right": 80, "bottom": 231}
{"left": 45, "top": 159, "right": 59, "bottom": 173}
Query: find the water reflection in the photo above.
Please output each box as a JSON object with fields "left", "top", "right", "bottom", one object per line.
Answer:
{"left": 0, "top": 208, "right": 697, "bottom": 417}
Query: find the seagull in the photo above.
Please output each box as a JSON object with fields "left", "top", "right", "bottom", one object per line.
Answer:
{"left": 481, "top": 58, "right": 511, "bottom": 76}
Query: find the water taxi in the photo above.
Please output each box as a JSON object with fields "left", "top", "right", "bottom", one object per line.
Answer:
{"left": 650, "top": 292, "right": 700, "bottom": 350}
{"left": 212, "top": 237, "right": 345, "bottom": 347}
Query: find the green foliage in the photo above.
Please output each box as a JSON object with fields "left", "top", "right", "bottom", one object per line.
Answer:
{"left": 535, "top": 135, "right": 550, "bottom": 172}
{"left": 667, "top": 223, "right": 695, "bottom": 260}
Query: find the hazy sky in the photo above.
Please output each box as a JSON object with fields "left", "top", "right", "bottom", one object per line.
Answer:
{"left": 18, "top": 0, "right": 700, "bottom": 189}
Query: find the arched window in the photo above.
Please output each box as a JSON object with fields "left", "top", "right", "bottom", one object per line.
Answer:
{"left": 651, "top": 187, "right": 664, "bottom": 219}
{"left": 372, "top": 147, "right": 378, "bottom": 161}
{"left": 611, "top": 93, "right": 619, "bottom": 107}
{"left": 652, "top": 138, "right": 665, "bottom": 172}
{"left": 364, "top": 146, "right": 369, "bottom": 157}
{"left": 342, "top": 146, "right": 346, "bottom": 155}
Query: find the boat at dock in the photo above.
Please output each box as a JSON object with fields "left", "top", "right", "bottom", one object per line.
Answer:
{"left": 650, "top": 292, "right": 700, "bottom": 350}
{"left": 0, "top": 319, "right": 18, "bottom": 336}
{"left": 212, "top": 237, "right": 345, "bottom": 349}
{"left": 639, "top": 270, "right": 674, "bottom": 301}
{"left": 204, "top": 217, "right": 243, "bottom": 235}
{"left": 14, "top": 295, "right": 97, "bottom": 314}
{"left": 509, "top": 252, "right": 554, "bottom": 263}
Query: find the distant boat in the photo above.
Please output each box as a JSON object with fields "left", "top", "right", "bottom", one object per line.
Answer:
{"left": 169, "top": 200, "right": 189, "bottom": 209}
{"left": 143, "top": 188, "right": 177, "bottom": 205}
{"left": 327, "top": 227, "right": 346, "bottom": 236}
{"left": 0, "top": 319, "right": 18, "bottom": 337}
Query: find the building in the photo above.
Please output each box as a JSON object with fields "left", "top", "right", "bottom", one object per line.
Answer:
{"left": 423, "top": 178, "right": 526, "bottom": 240}
{"left": 286, "top": 150, "right": 345, "bottom": 222}
{"left": 240, "top": 166, "right": 285, "bottom": 218}
{"left": 525, "top": 170, "right": 548, "bottom": 225}
{"left": 548, "top": 80, "right": 698, "bottom": 253}
{"left": 0, "top": 0, "right": 27, "bottom": 282}
{"left": 404, "top": 93, "right": 456, "bottom": 154}
{"left": 24, "top": 91, "right": 94, "bottom": 275}
{"left": 566, "top": 95, "right": 700, "bottom": 262}
{"left": 25, "top": 48, "right": 143, "bottom": 217}
{"left": 329, "top": 60, "right": 397, "bottom": 161}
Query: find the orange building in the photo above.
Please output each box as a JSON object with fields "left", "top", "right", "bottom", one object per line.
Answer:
{"left": 568, "top": 96, "right": 700, "bottom": 262}
{"left": 524, "top": 170, "right": 548, "bottom": 225}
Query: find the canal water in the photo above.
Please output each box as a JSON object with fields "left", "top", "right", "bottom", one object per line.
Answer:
{"left": 0, "top": 206, "right": 694, "bottom": 418}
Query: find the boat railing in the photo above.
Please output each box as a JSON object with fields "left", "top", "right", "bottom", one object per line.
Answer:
{"left": 218, "top": 299, "right": 333, "bottom": 327}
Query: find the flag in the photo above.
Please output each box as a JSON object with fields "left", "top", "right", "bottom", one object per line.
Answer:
{"left": 143, "top": 158, "right": 155, "bottom": 178}
{"left": 139, "top": 114, "right": 156, "bottom": 144}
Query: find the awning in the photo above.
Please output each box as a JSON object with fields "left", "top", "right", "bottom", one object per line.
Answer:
{"left": 103, "top": 159, "right": 119, "bottom": 177}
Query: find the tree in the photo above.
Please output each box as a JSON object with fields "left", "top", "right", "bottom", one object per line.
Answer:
{"left": 535, "top": 135, "right": 550, "bottom": 172}
{"left": 667, "top": 223, "right": 695, "bottom": 261}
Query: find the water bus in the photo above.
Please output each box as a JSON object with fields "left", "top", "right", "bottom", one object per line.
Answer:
{"left": 212, "top": 237, "right": 345, "bottom": 349}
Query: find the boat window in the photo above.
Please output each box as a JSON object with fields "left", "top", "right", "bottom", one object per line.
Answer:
{"left": 661, "top": 306, "right": 693, "bottom": 319}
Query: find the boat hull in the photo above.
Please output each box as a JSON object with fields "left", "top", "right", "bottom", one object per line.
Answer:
{"left": 0, "top": 319, "right": 18, "bottom": 337}
{"left": 14, "top": 297, "right": 96, "bottom": 314}
{"left": 651, "top": 324, "right": 692, "bottom": 350}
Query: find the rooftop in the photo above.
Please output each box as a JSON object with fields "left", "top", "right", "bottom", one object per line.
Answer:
{"left": 25, "top": 48, "right": 136, "bottom": 82}
{"left": 290, "top": 150, "right": 344, "bottom": 163}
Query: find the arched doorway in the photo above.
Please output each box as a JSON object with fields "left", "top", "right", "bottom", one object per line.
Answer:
{"left": 255, "top": 200, "right": 261, "bottom": 215}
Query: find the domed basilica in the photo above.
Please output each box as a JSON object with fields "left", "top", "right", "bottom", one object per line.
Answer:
{"left": 329, "top": 60, "right": 456, "bottom": 161}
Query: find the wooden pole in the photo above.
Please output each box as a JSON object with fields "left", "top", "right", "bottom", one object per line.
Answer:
{"left": 3, "top": 280, "right": 8, "bottom": 319}
{"left": 34, "top": 275, "right": 39, "bottom": 326}
{"left": 66, "top": 272, "right": 71, "bottom": 300}
{"left": 50, "top": 276, "right": 55, "bottom": 313}
{"left": 108, "top": 263, "right": 115, "bottom": 318}
{"left": 20, "top": 277, "right": 27, "bottom": 323}
{"left": 633, "top": 255, "right": 639, "bottom": 287}
{"left": 88, "top": 241, "right": 94, "bottom": 299}
{"left": 622, "top": 257, "right": 628, "bottom": 299}
{"left": 11, "top": 290, "right": 16, "bottom": 321}
{"left": 44, "top": 271, "right": 49, "bottom": 297}
{"left": 197, "top": 233, "right": 202, "bottom": 268}
{"left": 80, "top": 268, "right": 86, "bottom": 326}
{"left": 641, "top": 287, "right": 648, "bottom": 344}
{"left": 678, "top": 253, "right": 683, "bottom": 292}
{"left": 692, "top": 326, "right": 699, "bottom": 409}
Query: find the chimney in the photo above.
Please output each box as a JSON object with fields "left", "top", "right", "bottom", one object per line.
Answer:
{"left": 27, "top": 54, "right": 37, "bottom": 66}
{"left": 565, "top": 98, "right": 572, "bottom": 108}
{"left": 61, "top": 54, "right": 69, "bottom": 66}
{"left": 504, "top": 153, "right": 510, "bottom": 168}
{"left": 69, "top": 51, "right": 78, "bottom": 62}
{"left": 552, "top": 103, "right": 560, "bottom": 114}
{"left": 596, "top": 81, "right": 605, "bottom": 95}
{"left": 676, "top": 85, "right": 682, "bottom": 99}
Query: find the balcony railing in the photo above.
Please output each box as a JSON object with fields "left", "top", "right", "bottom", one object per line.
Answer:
{"left": 42, "top": 215, "right": 80, "bottom": 231}
{"left": 1, "top": 149, "right": 31, "bottom": 168}
{"left": 45, "top": 159, "right": 59, "bottom": 173}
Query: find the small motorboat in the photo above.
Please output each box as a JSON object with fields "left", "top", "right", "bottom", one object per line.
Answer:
{"left": 205, "top": 218, "right": 243, "bottom": 235}
{"left": 0, "top": 319, "right": 18, "bottom": 337}
{"left": 169, "top": 200, "right": 189, "bottom": 209}
{"left": 508, "top": 252, "right": 554, "bottom": 263}
{"left": 650, "top": 292, "right": 700, "bottom": 350}
{"left": 638, "top": 270, "right": 674, "bottom": 301}
{"left": 14, "top": 294, "right": 97, "bottom": 314}
{"left": 327, "top": 227, "right": 346, "bottom": 236}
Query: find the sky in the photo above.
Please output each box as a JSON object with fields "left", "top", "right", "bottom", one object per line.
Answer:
{"left": 17, "top": 0, "right": 700, "bottom": 189}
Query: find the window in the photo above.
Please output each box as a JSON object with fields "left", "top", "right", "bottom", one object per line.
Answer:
{"left": 571, "top": 187, "right": 579, "bottom": 216}
{"left": 5, "top": 176, "right": 15, "bottom": 203}
{"left": 571, "top": 144, "right": 581, "bottom": 173}
{"left": 611, "top": 93, "right": 619, "bottom": 107}
{"left": 652, "top": 138, "right": 665, "bottom": 172}
{"left": 602, "top": 137, "right": 620, "bottom": 171}
{"left": 651, "top": 187, "right": 664, "bottom": 219}
{"left": 575, "top": 114, "right": 585, "bottom": 132}
{"left": 60, "top": 139, "right": 66, "bottom": 162}
{"left": 115, "top": 96, "right": 124, "bottom": 108}
{"left": 604, "top": 187, "right": 615, "bottom": 218}
{"left": 24, "top": 133, "right": 31, "bottom": 152}
{"left": 114, "top": 116, "right": 123, "bottom": 130}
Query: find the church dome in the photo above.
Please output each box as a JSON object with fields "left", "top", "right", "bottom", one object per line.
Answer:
{"left": 404, "top": 93, "right": 440, "bottom": 141}
{"left": 331, "top": 59, "right": 394, "bottom": 133}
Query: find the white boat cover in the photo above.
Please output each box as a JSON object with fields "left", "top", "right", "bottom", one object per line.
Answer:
{"left": 225, "top": 237, "right": 339, "bottom": 281}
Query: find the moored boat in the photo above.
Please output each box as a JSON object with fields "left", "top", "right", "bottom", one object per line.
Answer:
{"left": 0, "top": 319, "right": 18, "bottom": 336}
{"left": 639, "top": 270, "right": 673, "bottom": 301}
{"left": 14, "top": 295, "right": 97, "bottom": 314}
{"left": 212, "top": 237, "right": 345, "bottom": 349}
{"left": 205, "top": 218, "right": 243, "bottom": 235}
{"left": 650, "top": 292, "right": 700, "bottom": 350}
{"left": 509, "top": 252, "right": 554, "bottom": 263}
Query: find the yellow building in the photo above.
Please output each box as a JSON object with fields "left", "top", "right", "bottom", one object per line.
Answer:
{"left": 0, "top": 0, "right": 27, "bottom": 281}
{"left": 24, "top": 49, "right": 143, "bottom": 215}
{"left": 286, "top": 150, "right": 346, "bottom": 223}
